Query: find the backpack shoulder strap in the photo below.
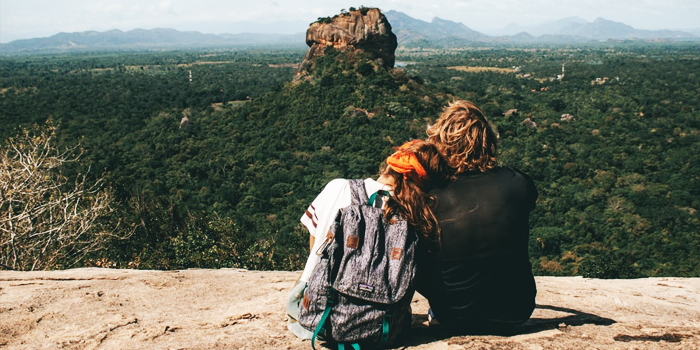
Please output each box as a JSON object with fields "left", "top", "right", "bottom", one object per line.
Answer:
{"left": 347, "top": 179, "right": 369, "bottom": 206}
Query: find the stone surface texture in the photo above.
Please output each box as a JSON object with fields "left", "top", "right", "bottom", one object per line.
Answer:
{"left": 1, "top": 268, "right": 699, "bottom": 349}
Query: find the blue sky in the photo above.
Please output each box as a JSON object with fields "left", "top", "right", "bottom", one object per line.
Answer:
{"left": 2, "top": 0, "right": 699, "bottom": 43}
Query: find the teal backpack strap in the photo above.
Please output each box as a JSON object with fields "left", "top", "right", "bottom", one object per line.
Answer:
{"left": 337, "top": 314, "right": 389, "bottom": 349}
{"left": 311, "top": 298, "right": 335, "bottom": 350}
{"left": 379, "top": 313, "right": 392, "bottom": 347}
{"left": 368, "top": 190, "right": 390, "bottom": 207}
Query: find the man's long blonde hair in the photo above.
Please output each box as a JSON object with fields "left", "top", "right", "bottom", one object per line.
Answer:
{"left": 427, "top": 100, "right": 498, "bottom": 174}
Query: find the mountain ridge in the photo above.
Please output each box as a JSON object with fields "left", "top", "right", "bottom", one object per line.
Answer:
{"left": 0, "top": 28, "right": 306, "bottom": 53}
{"left": 1, "top": 12, "right": 698, "bottom": 54}
{"left": 555, "top": 17, "right": 696, "bottom": 40}
{"left": 489, "top": 17, "right": 590, "bottom": 37}
{"left": 383, "top": 11, "right": 698, "bottom": 46}
{"left": 384, "top": 10, "right": 489, "bottom": 46}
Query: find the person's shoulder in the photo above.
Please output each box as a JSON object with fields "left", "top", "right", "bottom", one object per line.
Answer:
{"left": 309, "top": 179, "right": 353, "bottom": 210}
{"left": 325, "top": 178, "right": 349, "bottom": 188}
{"left": 494, "top": 166, "right": 532, "bottom": 180}
{"left": 319, "top": 178, "right": 350, "bottom": 195}
{"left": 497, "top": 167, "right": 538, "bottom": 198}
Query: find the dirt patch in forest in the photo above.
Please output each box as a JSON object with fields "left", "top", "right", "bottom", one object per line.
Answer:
{"left": 447, "top": 66, "right": 516, "bottom": 73}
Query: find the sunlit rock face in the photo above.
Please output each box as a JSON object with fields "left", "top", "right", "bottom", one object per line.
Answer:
{"left": 296, "top": 8, "right": 397, "bottom": 79}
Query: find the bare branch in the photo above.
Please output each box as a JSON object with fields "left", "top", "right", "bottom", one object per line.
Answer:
{"left": 0, "top": 121, "right": 122, "bottom": 271}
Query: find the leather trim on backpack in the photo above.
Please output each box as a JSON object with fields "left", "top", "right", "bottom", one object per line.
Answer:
{"left": 347, "top": 235, "right": 359, "bottom": 249}
{"left": 391, "top": 247, "right": 403, "bottom": 260}
{"left": 302, "top": 291, "right": 311, "bottom": 310}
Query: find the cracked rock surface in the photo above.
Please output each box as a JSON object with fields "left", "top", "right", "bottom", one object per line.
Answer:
{"left": 1, "top": 268, "right": 699, "bottom": 349}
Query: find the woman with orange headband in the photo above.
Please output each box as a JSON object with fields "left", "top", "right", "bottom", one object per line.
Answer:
{"left": 287, "top": 140, "right": 450, "bottom": 339}
{"left": 382, "top": 139, "right": 450, "bottom": 242}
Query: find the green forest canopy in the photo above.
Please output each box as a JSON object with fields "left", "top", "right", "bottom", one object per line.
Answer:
{"left": 0, "top": 43, "right": 698, "bottom": 276}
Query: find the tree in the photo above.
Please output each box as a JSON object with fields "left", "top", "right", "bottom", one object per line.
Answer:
{"left": 0, "top": 122, "right": 118, "bottom": 270}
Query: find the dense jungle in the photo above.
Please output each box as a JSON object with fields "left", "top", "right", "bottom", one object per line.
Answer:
{"left": 1, "top": 43, "right": 699, "bottom": 277}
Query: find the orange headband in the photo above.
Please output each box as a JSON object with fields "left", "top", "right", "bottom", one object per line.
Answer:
{"left": 386, "top": 140, "right": 429, "bottom": 180}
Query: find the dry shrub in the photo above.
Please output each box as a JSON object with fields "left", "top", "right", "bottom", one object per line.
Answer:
{"left": 539, "top": 257, "right": 564, "bottom": 273}
{"left": 0, "top": 122, "right": 122, "bottom": 270}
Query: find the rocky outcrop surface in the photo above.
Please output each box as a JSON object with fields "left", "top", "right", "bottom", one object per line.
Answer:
{"left": 296, "top": 8, "right": 397, "bottom": 78}
{"left": 1, "top": 268, "right": 699, "bottom": 349}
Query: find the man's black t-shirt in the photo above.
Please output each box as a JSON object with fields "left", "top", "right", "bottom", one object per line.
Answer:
{"left": 416, "top": 167, "right": 538, "bottom": 329}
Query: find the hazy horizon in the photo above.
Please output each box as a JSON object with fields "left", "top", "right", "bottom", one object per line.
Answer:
{"left": 2, "top": 0, "right": 700, "bottom": 44}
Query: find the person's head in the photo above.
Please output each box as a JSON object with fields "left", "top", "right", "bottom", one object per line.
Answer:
{"left": 426, "top": 100, "right": 498, "bottom": 174}
{"left": 382, "top": 140, "right": 450, "bottom": 244}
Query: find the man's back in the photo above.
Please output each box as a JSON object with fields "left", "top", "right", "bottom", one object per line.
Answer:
{"left": 416, "top": 167, "right": 538, "bottom": 331}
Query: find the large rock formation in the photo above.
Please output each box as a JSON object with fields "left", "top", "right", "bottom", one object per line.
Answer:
{"left": 296, "top": 8, "right": 397, "bottom": 79}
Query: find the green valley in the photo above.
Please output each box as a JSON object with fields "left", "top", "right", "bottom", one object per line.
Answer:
{"left": 1, "top": 43, "right": 698, "bottom": 276}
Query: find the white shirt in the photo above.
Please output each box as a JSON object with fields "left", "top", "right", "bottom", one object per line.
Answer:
{"left": 298, "top": 178, "right": 390, "bottom": 282}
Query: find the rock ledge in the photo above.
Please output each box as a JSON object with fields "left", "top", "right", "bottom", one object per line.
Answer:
{"left": 1, "top": 268, "right": 699, "bottom": 349}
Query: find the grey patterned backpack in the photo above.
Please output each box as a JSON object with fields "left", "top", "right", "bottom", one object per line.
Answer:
{"left": 298, "top": 179, "right": 417, "bottom": 349}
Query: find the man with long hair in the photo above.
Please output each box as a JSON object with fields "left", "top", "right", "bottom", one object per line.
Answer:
{"left": 418, "top": 100, "right": 538, "bottom": 333}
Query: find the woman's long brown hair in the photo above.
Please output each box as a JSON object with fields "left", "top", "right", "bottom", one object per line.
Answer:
{"left": 383, "top": 141, "right": 450, "bottom": 245}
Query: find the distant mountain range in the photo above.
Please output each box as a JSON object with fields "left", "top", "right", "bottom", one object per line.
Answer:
{"left": 2, "top": 11, "right": 698, "bottom": 54}
{"left": 383, "top": 11, "right": 699, "bottom": 46}
{"left": 0, "top": 28, "right": 306, "bottom": 54}
{"left": 384, "top": 10, "right": 490, "bottom": 45}
{"left": 488, "top": 16, "right": 590, "bottom": 37}
{"left": 487, "top": 16, "right": 699, "bottom": 41}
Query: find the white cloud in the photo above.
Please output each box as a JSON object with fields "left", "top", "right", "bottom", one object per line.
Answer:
{"left": 87, "top": 3, "right": 124, "bottom": 13}
{"left": 156, "top": 0, "right": 174, "bottom": 12}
